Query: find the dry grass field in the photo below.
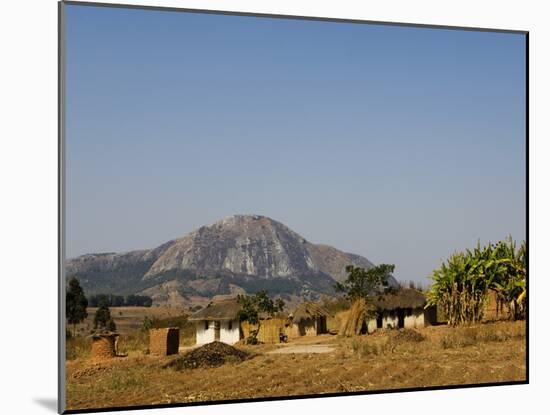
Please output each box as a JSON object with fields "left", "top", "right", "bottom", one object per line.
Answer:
{"left": 72, "top": 306, "right": 188, "bottom": 335}
{"left": 66, "top": 320, "right": 526, "bottom": 411}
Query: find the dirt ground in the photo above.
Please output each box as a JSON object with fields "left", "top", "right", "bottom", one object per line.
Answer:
{"left": 65, "top": 320, "right": 526, "bottom": 411}
{"left": 269, "top": 344, "right": 335, "bottom": 354}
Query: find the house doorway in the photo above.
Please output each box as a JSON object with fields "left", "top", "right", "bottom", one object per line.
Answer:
{"left": 214, "top": 321, "right": 220, "bottom": 341}
{"left": 397, "top": 309, "right": 405, "bottom": 328}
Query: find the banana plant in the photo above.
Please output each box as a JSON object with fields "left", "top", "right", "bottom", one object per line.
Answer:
{"left": 427, "top": 237, "right": 526, "bottom": 324}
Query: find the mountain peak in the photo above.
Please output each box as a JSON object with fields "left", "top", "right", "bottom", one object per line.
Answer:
{"left": 66, "top": 215, "right": 397, "bottom": 306}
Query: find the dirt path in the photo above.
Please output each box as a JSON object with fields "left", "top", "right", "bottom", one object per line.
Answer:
{"left": 267, "top": 344, "right": 335, "bottom": 354}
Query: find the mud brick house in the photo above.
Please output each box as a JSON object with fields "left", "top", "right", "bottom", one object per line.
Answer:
{"left": 288, "top": 302, "right": 331, "bottom": 337}
{"left": 149, "top": 327, "right": 180, "bottom": 356}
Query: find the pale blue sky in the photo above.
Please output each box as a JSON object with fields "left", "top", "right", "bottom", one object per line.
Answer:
{"left": 65, "top": 5, "right": 526, "bottom": 284}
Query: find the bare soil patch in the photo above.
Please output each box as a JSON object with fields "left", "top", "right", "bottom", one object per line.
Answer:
{"left": 268, "top": 345, "right": 335, "bottom": 354}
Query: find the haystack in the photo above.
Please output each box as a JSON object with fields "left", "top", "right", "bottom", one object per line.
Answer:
{"left": 338, "top": 298, "right": 375, "bottom": 336}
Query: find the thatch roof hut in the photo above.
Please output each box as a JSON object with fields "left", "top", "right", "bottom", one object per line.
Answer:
{"left": 188, "top": 298, "right": 242, "bottom": 322}
{"left": 289, "top": 302, "right": 332, "bottom": 337}
{"left": 339, "top": 289, "right": 433, "bottom": 336}
{"left": 371, "top": 288, "right": 427, "bottom": 311}
{"left": 189, "top": 298, "right": 290, "bottom": 344}
{"left": 189, "top": 298, "right": 243, "bottom": 345}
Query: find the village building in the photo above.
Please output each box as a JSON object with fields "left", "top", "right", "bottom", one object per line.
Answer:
{"left": 370, "top": 288, "right": 435, "bottom": 330}
{"left": 189, "top": 298, "right": 242, "bottom": 345}
{"left": 189, "top": 297, "right": 339, "bottom": 345}
{"left": 339, "top": 289, "right": 436, "bottom": 336}
{"left": 149, "top": 327, "right": 180, "bottom": 356}
{"left": 288, "top": 302, "right": 331, "bottom": 337}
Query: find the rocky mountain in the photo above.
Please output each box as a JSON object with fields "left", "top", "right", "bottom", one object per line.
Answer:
{"left": 66, "top": 214, "right": 398, "bottom": 306}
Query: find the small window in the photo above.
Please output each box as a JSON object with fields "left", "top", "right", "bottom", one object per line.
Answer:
{"left": 204, "top": 320, "right": 209, "bottom": 330}
{"left": 228, "top": 321, "right": 233, "bottom": 330}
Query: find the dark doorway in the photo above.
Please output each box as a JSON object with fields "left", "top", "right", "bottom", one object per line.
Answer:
{"left": 214, "top": 321, "right": 220, "bottom": 341}
{"left": 360, "top": 320, "right": 368, "bottom": 334}
{"left": 376, "top": 313, "right": 383, "bottom": 329}
{"left": 397, "top": 309, "right": 405, "bottom": 328}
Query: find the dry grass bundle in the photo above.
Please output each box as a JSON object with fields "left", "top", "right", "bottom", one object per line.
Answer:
{"left": 338, "top": 298, "right": 374, "bottom": 336}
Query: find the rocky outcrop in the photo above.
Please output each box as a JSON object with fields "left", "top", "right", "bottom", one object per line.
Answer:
{"left": 66, "top": 214, "right": 397, "bottom": 304}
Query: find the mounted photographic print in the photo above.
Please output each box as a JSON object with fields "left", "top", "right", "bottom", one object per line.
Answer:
{"left": 59, "top": 1, "right": 528, "bottom": 413}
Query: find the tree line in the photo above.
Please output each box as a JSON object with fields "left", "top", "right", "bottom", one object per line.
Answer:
{"left": 87, "top": 293, "right": 153, "bottom": 307}
{"left": 66, "top": 277, "right": 154, "bottom": 336}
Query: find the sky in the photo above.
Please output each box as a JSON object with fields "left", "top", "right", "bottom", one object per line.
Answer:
{"left": 65, "top": 4, "right": 526, "bottom": 285}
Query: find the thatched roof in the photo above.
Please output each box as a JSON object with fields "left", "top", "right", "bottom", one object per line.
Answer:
{"left": 189, "top": 298, "right": 242, "bottom": 321}
{"left": 291, "top": 302, "right": 331, "bottom": 323}
{"left": 371, "top": 289, "right": 426, "bottom": 311}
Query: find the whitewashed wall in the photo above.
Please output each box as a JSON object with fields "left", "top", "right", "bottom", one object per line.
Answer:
{"left": 220, "top": 319, "right": 241, "bottom": 344}
{"left": 195, "top": 321, "right": 215, "bottom": 345}
{"left": 382, "top": 312, "right": 398, "bottom": 329}
{"left": 367, "top": 319, "right": 377, "bottom": 333}
{"left": 416, "top": 310, "right": 425, "bottom": 327}
{"left": 404, "top": 313, "right": 416, "bottom": 329}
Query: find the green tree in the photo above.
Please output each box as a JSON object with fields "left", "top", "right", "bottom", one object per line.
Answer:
{"left": 94, "top": 297, "right": 112, "bottom": 330}
{"left": 141, "top": 316, "right": 153, "bottom": 332}
{"left": 237, "top": 290, "right": 285, "bottom": 344}
{"left": 106, "top": 318, "right": 117, "bottom": 332}
{"left": 66, "top": 277, "right": 88, "bottom": 336}
{"left": 334, "top": 264, "right": 395, "bottom": 301}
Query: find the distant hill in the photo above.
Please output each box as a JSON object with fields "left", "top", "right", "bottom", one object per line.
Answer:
{"left": 66, "top": 214, "right": 398, "bottom": 306}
